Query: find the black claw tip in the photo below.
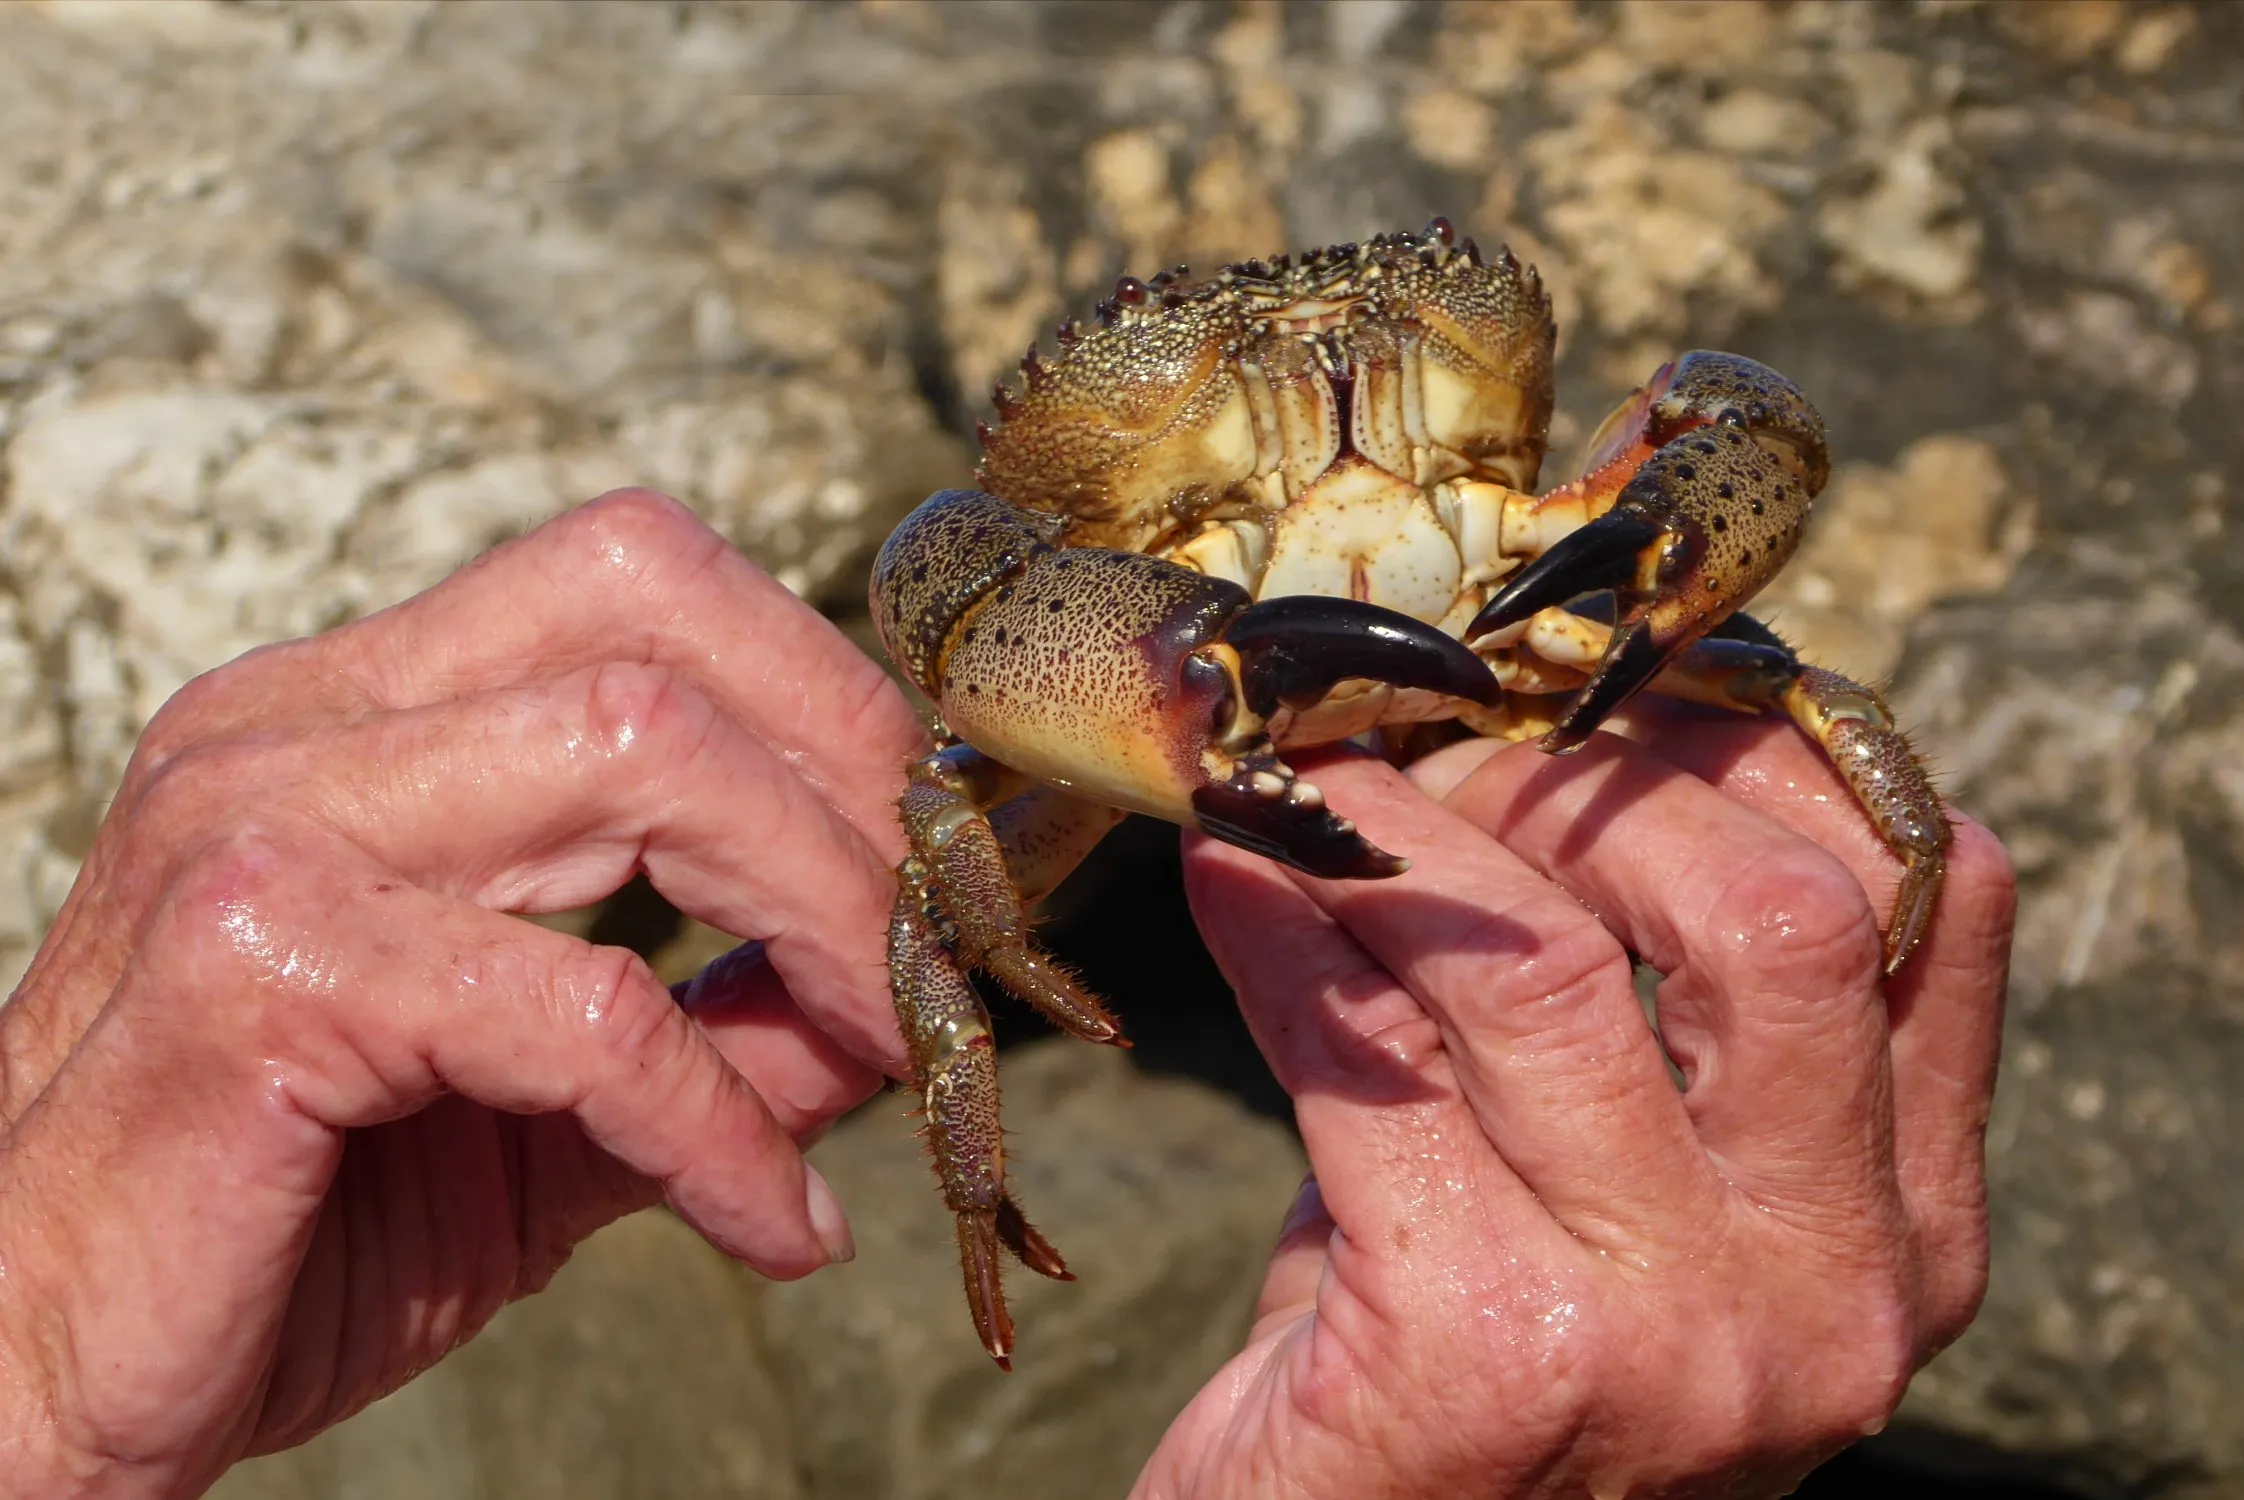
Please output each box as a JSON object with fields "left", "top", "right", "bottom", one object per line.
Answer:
{"left": 1542, "top": 617, "right": 1676, "bottom": 751}
{"left": 1468, "top": 509, "right": 1666, "bottom": 641}
{"left": 1193, "top": 767, "right": 1407, "bottom": 880}
{"left": 1224, "top": 594, "right": 1499, "bottom": 714}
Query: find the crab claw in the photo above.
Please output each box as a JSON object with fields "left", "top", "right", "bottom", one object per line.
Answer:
{"left": 872, "top": 488, "right": 1503, "bottom": 882}
{"left": 1468, "top": 508, "right": 1666, "bottom": 638}
{"left": 1225, "top": 593, "right": 1504, "bottom": 717}
{"left": 1195, "top": 594, "right": 1500, "bottom": 876}
{"left": 1467, "top": 352, "right": 1829, "bottom": 754}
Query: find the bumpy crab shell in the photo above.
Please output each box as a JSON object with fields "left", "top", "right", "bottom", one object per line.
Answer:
{"left": 868, "top": 220, "right": 1949, "bottom": 1369}
{"left": 976, "top": 228, "right": 1559, "bottom": 554}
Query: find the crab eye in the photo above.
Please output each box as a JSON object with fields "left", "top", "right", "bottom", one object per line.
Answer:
{"left": 1425, "top": 216, "right": 1456, "bottom": 248}
{"left": 1112, "top": 275, "right": 1148, "bottom": 306}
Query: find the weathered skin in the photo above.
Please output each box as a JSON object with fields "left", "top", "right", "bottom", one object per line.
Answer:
{"left": 867, "top": 221, "right": 1951, "bottom": 1367}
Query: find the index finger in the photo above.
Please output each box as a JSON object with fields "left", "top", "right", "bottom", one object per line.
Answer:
{"left": 1244, "top": 752, "right": 1718, "bottom": 1257}
{"left": 123, "top": 490, "right": 927, "bottom": 855}
{"left": 338, "top": 489, "right": 929, "bottom": 850}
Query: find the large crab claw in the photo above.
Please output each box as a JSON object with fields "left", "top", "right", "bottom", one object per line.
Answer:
{"left": 1191, "top": 592, "right": 1501, "bottom": 875}
{"left": 874, "top": 487, "right": 1500, "bottom": 880}
{"left": 1468, "top": 352, "right": 1830, "bottom": 752}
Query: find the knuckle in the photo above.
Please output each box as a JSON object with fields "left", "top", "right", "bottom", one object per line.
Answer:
{"left": 1808, "top": 1299, "right": 1916, "bottom": 1442}
{"left": 572, "top": 663, "right": 732, "bottom": 812}
{"left": 558, "top": 489, "right": 723, "bottom": 586}
{"left": 1501, "top": 911, "right": 1632, "bottom": 1028}
{"left": 1716, "top": 847, "right": 1881, "bottom": 986}
{"left": 1917, "top": 1204, "right": 1993, "bottom": 1353}
{"left": 576, "top": 660, "right": 712, "bottom": 765}
{"left": 128, "top": 737, "right": 295, "bottom": 856}
{"left": 559, "top": 942, "right": 677, "bottom": 1058}
{"left": 149, "top": 827, "right": 302, "bottom": 986}
{"left": 124, "top": 640, "right": 304, "bottom": 793}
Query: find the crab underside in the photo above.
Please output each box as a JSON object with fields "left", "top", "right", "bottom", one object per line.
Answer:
{"left": 867, "top": 220, "right": 1951, "bottom": 1368}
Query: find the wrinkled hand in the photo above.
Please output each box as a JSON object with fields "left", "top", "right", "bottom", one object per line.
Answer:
{"left": 1146, "top": 706, "right": 2013, "bottom": 1499}
{"left": 0, "top": 492, "right": 925, "bottom": 1496}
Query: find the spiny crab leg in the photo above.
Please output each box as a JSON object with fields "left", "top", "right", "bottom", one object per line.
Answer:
{"left": 889, "top": 753, "right": 1123, "bottom": 1369}
{"left": 1655, "top": 627, "right": 1950, "bottom": 973}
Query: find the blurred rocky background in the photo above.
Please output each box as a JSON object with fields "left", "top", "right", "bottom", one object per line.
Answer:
{"left": 1, "top": 0, "right": 2237, "bottom": 1496}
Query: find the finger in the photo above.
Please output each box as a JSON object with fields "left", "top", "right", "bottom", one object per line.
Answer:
{"left": 199, "top": 835, "right": 854, "bottom": 1276}
{"left": 115, "top": 492, "right": 923, "bottom": 851}
{"left": 1423, "top": 732, "right": 1899, "bottom": 1229}
{"left": 1604, "top": 702, "right": 2013, "bottom": 1329}
{"left": 1191, "top": 757, "right": 1712, "bottom": 1256}
{"left": 0, "top": 835, "right": 858, "bottom": 1467}
{"left": 16, "top": 491, "right": 924, "bottom": 1113}
{"left": 325, "top": 489, "right": 927, "bottom": 850}
{"left": 677, "top": 943, "right": 890, "bottom": 1135}
{"left": 1181, "top": 836, "right": 1563, "bottom": 1301}
{"left": 168, "top": 661, "right": 907, "bottom": 1074}
{"left": 1876, "top": 814, "right": 2010, "bottom": 1344}
{"left": 1250, "top": 1174, "right": 1334, "bottom": 1337}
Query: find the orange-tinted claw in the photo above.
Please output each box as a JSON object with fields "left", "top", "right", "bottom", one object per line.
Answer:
{"left": 958, "top": 1197, "right": 1074, "bottom": 1371}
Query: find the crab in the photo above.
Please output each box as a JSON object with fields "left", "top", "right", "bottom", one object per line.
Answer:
{"left": 868, "top": 220, "right": 1949, "bottom": 1368}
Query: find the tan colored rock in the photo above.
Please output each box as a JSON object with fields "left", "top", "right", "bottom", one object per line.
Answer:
{"left": 1758, "top": 435, "right": 2030, "bottom": 683}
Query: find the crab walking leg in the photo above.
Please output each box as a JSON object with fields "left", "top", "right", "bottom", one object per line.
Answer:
{"left": 898, "top": 755, "right": 1125, "bottom": 1045}
{"left": 1650, "top": 631, "right": 1952, "bottom": 974}
{"left": 889, "top": 750, "right": 1130, "bottom": 1368}
{"left": 887, "top": 887, "right": 1070, "bottom": 1370}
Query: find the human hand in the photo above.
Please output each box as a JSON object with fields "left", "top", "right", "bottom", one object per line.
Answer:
{"left": 1145, "top": 702, "right": 2014, "bottom": 1499}
{"left": 0, "top": 491, "right": 926, "bottom": 1497}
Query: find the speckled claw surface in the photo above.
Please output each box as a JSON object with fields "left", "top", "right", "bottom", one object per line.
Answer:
{"left": 870, "top": 486, "right": 1493, "bottom": 884}
{"left": 867, "top": 222, "right": 1958, "bottom": 1362}
{"left": 1470, "top": 351, "right": 1831, "bottom": 750}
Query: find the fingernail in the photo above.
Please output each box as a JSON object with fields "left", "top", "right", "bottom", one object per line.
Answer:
{"left": 674, "top": 941, "right": 769, "bottom": 1012}
{"left": 803, "top": 1162, "right": 855, "bottom": 1264}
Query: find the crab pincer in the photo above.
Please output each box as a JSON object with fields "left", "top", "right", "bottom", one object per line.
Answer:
{"left": 1467, "top": 353, "right": 1950, "bottom": 971}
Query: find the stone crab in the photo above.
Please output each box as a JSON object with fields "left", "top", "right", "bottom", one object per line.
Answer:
{"left": 868, "top": 220, "right": 1949, "bottom": 1367}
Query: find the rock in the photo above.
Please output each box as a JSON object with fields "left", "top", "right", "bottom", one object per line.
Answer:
{"left": 1886, "top": 586, "right": 2244, "bottom": 1498}
{"left": 760, "top": 1039, "right": 1306, "bottom": 1500}
{"left": 0, "top": 0, "right": 967, "bottom": 991}
{"left": 1756, "top": 434, "right": 2031, "bottom": 682}
{"left": 208, "top": 1208, "right": 801, "bottom": 1500}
